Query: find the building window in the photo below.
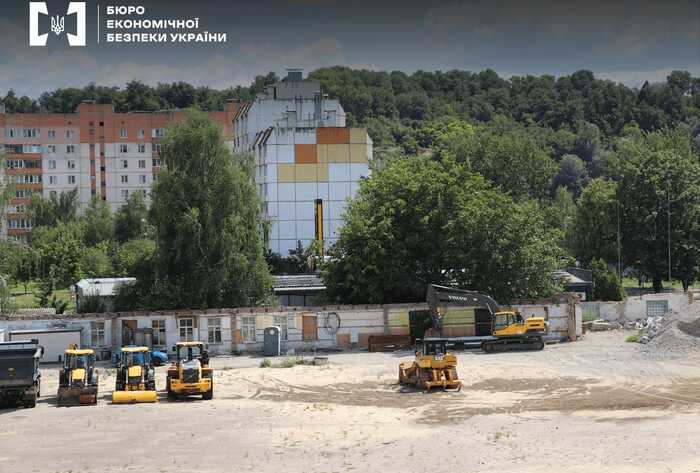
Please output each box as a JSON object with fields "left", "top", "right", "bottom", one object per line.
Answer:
{"left": 121, "top": 160, "right": 129, "bottom": 169}
{"left": 178, "top": 318, "right": 194, "bottom": 341}
{"left": 120, "top": 129, "right": 127, "bottom": 138}
{"left": 140, "top": 189, "right": 147, "bottom": 198}
{"left": 66, "top": 144, "right": 75, "bottom": 153}
{"left": 151, "top": 143, "right": 161, "bottom": 153}
{"left": 153, "top": 174, "right": 159, "bottom": 182}
{"left": 241, "top": 316, "right": 256, "bottom": 343}
{"left": 274, "top": 315, "right": 289, "bottom": 341}
{"left": 91, "top": 321, "right": 105, "bottom": 346}
{"left": 208, "top": 318, "right": 222, "bottom": 344}
{"left": 138, "top": 129, "right": 145, "bottom": 139}
{"left": 49, "top": 176, "right": 57, "bottom": 184}
{"left": 47, "top": 145, "right": 56, "bottom": 153}
{"left": 68, "top": 175, "right": 76, "bottom": 184}
{"left": 22, "top": 128, "right": 40, "bottom": 138}
{"left": 152, "top": 320, "right": 166, "bottom": 346}
{"left": 138, "top": 145, "right": 146, "bottom": 153}
{"left": 152, "top": 158, "right": 161, "bottom": 167}
{"left": 48, "top": 159, "right": 56, "bottom": 169}
{"left": 121, "top": 189, "right": 129, "bottom": 200}
{"left": 67, "top": 160, "right": 76, "bottom": 169}
{"left": 66, "top": 130, "right": 75, "bottom": 140}
{"left": 16, "top": 175, "right": 42, "bottom": 184}
{"left": 647, "top": 300, "right": 669, "bottom": 318}
{"left": 48, "top": 130, "right": 55, "bottom": 140}
{"left": 152, "top": 128, "right": 164, "bottom": 138}
{"left": 119, "top": 144, "right": 128, "bottom": 153}
{"left": 138, "top": 159, "right": 146, "bottom": 168}
{"left": 139, "top": 175, "right": 147, "bottom": 184}
{"left": 121, "top": 175, "right": 129, "bottom": 184}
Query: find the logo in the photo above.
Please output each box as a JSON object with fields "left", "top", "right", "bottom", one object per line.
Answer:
{"left": 29, "top": 2, "right": 86, "bottom": 47}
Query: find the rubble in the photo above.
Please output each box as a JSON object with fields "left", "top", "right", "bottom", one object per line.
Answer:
{"left": 634, "top": 304, "right": 700, "bottom": 359}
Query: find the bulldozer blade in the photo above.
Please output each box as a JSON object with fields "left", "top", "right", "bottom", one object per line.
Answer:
{"left": 112, "top": 390, "right": 157, "bottom": 404}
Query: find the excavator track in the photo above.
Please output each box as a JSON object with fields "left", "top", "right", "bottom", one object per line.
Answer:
{"left": 481, "top": 337, "right": 544, "bottom": 353}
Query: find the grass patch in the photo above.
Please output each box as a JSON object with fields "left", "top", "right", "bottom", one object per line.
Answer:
{"left": 626, "top": 330, "right": 641, "bottom": 343}
{"left": 9, "top": 281, "right": 75, "bottom": 313}
{"left": 260, "top": 357, "right": 297, "bottom": 368}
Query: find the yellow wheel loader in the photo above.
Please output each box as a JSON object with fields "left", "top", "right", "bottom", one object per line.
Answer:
{"left": 112, "top": 346, "right": 157, "bottom": 404}
{"left": 399, "top": 339, "right": 461, "bottom": 392}
{"left": 57, "top": 347, "right": 99, "bottom": 406}
{"left": 166, "top": 342, "right": 213, "bottom": 400}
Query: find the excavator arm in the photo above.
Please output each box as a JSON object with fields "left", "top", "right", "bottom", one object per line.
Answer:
{"left": 426, "top": 284, "right": 502, "bottom": 335}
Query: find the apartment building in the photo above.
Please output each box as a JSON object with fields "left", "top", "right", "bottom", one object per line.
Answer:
{"left": 0, "top": 102, "right": 236, "bottom": 241}
{"left": 234, "top": 69, "right": 373, "bottom": 254}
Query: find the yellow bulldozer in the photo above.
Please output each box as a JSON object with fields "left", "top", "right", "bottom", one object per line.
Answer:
{"left": 399, "top": 339, "right": 461, "bottom": 392}
{"left": 166, "top": 341, "right": 213, "bottom": 400}
{"left": 57, "top": 346, "right": 98, "bottom": 406}
{"left": 112, "top": 346, "right": 157, "bottom": 404}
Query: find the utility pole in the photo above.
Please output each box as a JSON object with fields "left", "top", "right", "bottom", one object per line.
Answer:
{"left": 617, "top": 202, "right": 622, "bottom": 282}
{"left": 667, "top": 179, "right": 672, "bottom": 285}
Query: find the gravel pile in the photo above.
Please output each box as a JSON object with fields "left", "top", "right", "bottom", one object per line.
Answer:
{"left": 640, "top": 304, "right": 700, "bottom": 359}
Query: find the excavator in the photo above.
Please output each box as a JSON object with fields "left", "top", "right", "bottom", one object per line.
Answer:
{"left": 426, "top": 284, "right": 547, "bottom": 352}
{"left": 112, "top": 346, "right": 157, "bottom": 403}
{"left": 57, "top": 346, "right": 99, "bottom": 406}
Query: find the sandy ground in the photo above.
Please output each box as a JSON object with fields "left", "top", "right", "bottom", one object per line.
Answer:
{"left": 3, "top": 331, "right": 700, "bottom": 473}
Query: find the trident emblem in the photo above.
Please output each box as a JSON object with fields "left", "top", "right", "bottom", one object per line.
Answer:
{"left": 50, "top": 15, "right": 65, "bottom": 35}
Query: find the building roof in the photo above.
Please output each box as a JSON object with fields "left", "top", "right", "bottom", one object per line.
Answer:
{"left": 553, "top": 268, "right": 594, "bottom": 286}
{"left": 272, "top": 274, "right": 326, "bottom": 292}
{"left": 75, "top": 278, "right": 136, "bottom": 297}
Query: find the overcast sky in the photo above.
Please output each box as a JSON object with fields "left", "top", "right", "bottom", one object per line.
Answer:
{"left": 1, "top": 0, "right": 698, "bottom": 97}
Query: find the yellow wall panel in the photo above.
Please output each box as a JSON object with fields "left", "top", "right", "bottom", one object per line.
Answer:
{"left": 295, "top": 164, "right": 317, "bottom": 182}
{"left": 317, "top": 144, "right": 328, "bottom": 163}
{"left": 277, "top": 164, "right": 295, "bottom": 183}
{"left": 349, "top": 128, "right": 367, "bottom": 144}
{"left": 387, "top": 311, "right": 409, "bottom": 327}
{"left": 316, "top": 163, "right": 329, "bottom": 181}
{"left": 327, "top": 144, "right": 350, "bottom": 163}
{"left": 350, "top": 144, "right": 368, "bottom": 163}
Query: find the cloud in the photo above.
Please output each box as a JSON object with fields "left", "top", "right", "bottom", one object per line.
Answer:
{"left": 0, "top": 17, "right": 349, "bottom": 97}
{"left": 424, "top": 0, "right": 700, "bottom": 55}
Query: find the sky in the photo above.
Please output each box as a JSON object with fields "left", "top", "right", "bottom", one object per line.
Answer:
{"left": 0, "top": 0, "right": 699, "bottom": 97}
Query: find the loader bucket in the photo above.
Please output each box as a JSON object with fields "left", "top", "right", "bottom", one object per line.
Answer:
{"left": 57, "top": 387, "right": 82, "bottom": 406}
{"left": 111, "top": 390, "right": 157, "bottom": 404}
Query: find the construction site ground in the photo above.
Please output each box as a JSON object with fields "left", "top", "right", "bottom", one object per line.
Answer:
{"left": 3, "top": 330, "right": 700, "bottom": 473}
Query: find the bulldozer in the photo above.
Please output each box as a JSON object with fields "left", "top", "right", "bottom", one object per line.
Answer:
{"left": 57, "top": 346, "right": 99, "bottom": 406}
{"left": 399, "top": 339, "right": 461, "bottom": 392}
{"left": 112, "top": 346, "right": 157, "bottom": 404}
{"left": 166, "top": 341, "right": 213, "bottom": 400}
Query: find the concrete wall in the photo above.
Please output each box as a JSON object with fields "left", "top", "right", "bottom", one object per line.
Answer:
{"left": 0, "top": 298, "right": 582, "bottom": 354}
{"left": 591, "top": 292, "right": 691, "bottom": 322}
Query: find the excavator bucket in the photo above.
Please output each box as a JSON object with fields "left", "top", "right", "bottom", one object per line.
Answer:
{"left": 111, "top": 390, "right": 157, "bottom": 404}
{"left": 57, "top": 387, "right": 82, "bottom": 406}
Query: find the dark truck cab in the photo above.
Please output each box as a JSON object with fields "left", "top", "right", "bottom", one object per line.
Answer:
{"left": 0, "top": 340, "right": 44, "bottom": 408}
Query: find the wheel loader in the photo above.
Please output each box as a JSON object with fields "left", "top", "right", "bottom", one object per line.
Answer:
{"left": 57, "top": 346, "right": 99, "bottom": 406}
{"left": 112, "top": 346, "right": 157, "bottom": 403}
{"left": 166, "top": 341, "right": 213, "bottom": 400}
{"left": 399, "top": 339, "right": 461, "bottom": 392}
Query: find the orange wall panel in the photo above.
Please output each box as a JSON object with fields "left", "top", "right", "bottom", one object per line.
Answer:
{"left": 294, "top": 144, "right": 317, "bottom": 164}
{"left": 317, "top": 127, "right": 349, "bottom": 144}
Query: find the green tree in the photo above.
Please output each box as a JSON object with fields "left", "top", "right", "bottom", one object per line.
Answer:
{"left": 112, "top": 239, "right": 155, "bottom": 277}
{"left": 114, "top": 192, "right": 149, "bottom": 243}
{"left": 80, "top": 244, "right": 113, "bottom": 278}
{"left": 591, "top": 258, "right": 624, "bottom": 301}
{"left": 618, "top": 128, "right": 700, "bottom": 292}
{"left": 81, "top": 196, "right": 114, "bottom": 246}
{"left": 27, "top": 189, "right": 79, "bottom": 227}
{"left": 146, "top": 110, "right": 272, "bottom": 308}
{"left": 545, "top": 186, "right": 576, "bottom": 252}
{"left": 572, "top": 178, "right": 619, "bottom": 266}
{"left": 32, "top": 222, "right": 85, "bottom": 288}
{"left": 553, "top": 154, "right": 588, "bottom": 196}
{"left": 323, "top": 157, "right": 563, "bottom": 304}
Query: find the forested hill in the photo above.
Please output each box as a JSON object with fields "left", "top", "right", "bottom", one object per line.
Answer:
{"left": 3, "top": 67, "right": 697, "bottom": 144}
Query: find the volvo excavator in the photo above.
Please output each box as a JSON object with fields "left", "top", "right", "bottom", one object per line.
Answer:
{"left": 426, "top": 284, "right": 547, "bottom": 352}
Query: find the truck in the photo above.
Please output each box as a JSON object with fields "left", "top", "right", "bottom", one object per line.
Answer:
{"left": 0, "top": 340, "right": 44, "bottom": 408}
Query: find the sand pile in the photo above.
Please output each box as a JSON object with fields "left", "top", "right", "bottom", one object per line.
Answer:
{"left": 641, "top": 303, "right": 700, "bottom": 359}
